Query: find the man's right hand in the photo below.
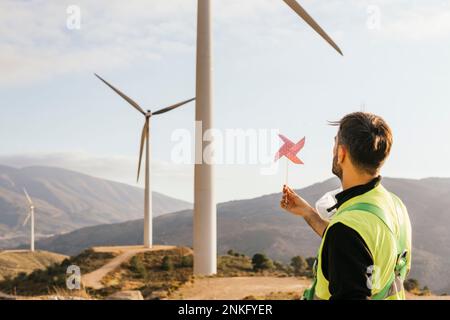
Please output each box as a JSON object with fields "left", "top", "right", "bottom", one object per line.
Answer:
{"left": 280, "top": 185, "right": 315, "bottom": 217}
{"left": 281, "top": 185, "right": 329, "bottom": 237}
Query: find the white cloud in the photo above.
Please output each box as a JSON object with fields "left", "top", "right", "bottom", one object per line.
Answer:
{"left": 381, "top": 6, "right": 450, "bottom": 41}
{"left": 1, "top": 0, "right": 448, "bottom": 87}
{"left": 0, "top": 0, "right": 197, "bottom": 86}
{"left": 0, "top": 0, "right": 355, "bottom": 87}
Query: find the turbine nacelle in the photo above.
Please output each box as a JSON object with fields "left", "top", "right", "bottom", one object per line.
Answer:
{"left": 94, "top": 73, "right": 195, "bottom": 182}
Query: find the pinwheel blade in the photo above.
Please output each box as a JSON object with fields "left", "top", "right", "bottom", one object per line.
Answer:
{"left": 94, "top": 73, "right": 146, "bottom": 115}
{"left": 153, "top": 98, "right": 196, "bottom": 116}
{"left": 282, "top": 0, "right": 343, "bottom": 56}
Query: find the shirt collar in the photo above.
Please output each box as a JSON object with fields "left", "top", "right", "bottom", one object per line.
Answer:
{"left": 327, "top": 176, "right": 382, "bottom": 213}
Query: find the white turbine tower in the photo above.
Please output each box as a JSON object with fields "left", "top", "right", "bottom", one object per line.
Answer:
{"left": 194, "top": 0, "right": 343, "bottom": 275}
{"left": 94, "top": 73, "right": 195, "bottom": 248}
{"left": 22, "top": 188, "right": 35, "bottom": 252}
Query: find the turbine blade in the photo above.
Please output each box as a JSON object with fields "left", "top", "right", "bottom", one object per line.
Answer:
{"left": 94, "top": 73, "right": 146, "bottom": 115}
{"left": 22, "top": 213, "right": 31, "bottom": 226}
{"left": 23, "top": 188, "right": 33, "bottom": 206}
{"left": 137, "top": 120, "right": 149, "bottom": 182}
{"left": 152, "top": 98, "right": 196, "bottom": 115}
{"left": 282, "top": 0, "right": 343, "bottom": 56}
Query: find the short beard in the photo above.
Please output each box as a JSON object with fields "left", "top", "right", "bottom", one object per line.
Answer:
{"left": 332, "top": 153, "right": 343, "bottom": 180}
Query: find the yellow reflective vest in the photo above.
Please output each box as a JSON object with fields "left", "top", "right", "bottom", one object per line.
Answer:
{"left": 304, "top": 184, "right": 412, "bottom": 300}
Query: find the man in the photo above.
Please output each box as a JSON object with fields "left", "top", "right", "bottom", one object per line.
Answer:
{"left": 281, "top": 112, "right": 412, "bottom": 300}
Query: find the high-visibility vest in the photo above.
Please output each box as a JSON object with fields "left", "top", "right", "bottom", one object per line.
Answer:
{"left": 303, "top": 184, "right": 412, "bottom": 300}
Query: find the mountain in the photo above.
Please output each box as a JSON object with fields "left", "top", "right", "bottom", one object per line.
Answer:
{"left": 0, "top": 165, "right": 192, "bottom": 246}
{"left": 31, "top": 177, "right": 450, "bottom": 294}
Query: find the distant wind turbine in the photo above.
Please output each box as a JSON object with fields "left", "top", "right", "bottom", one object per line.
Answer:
{"left": 94, "top": 73, "right": 195, "bottom": 248}
{"left": 22, "top": 188, "right": 35, "bottom": 252}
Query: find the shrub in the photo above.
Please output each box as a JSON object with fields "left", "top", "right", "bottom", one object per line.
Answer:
{"left": 180, "top": 255, "right": 193, "bottom": 268}
{"left": 421, "top": 286, "right": 431, "bottom": 296}
{"left": 306, "top": 257, "right": 316, "bottom": 270}
{"left": 290, "top": 256, "right": 308, "bottom": 276}
{"left": 130, "top": 256, "right": 148, "bottom": 279}
{"left": 251, "top": 253, "right": 273, "bottom": 271}
{"left": 404, "top": 278, "right": 420, "bottom": 292}
{"left": 273, "top": 260, "right": 287, "bottom": 272}
{"left": 161, "top": 256, "right": 174, "bottom": 271}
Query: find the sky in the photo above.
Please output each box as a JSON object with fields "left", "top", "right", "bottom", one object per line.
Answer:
{"left": 1, "top": 0, "right": 450, "bottom": 203}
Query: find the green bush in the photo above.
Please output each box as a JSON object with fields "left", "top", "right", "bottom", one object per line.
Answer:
{"left": 180, "top": 255, "right": 193, "bottom": 268}
{"left": 273, "top": 260, "right": 287, "bottom": 272}
{"left": 130, "top": 256, "right": 148, "bottom": 279}
{"left": 306, "top": 257, "right": 316, "bottom": 270}
{"left": 290, "top": 256, "right": 308, "bottom": 276}
{"left": 161, "top": 256, "right": 174, "bottom": 271}
{"left": 251, "top": 253, "right": 273, "bottom": 271}
{"left": 404, "top": 278, "right": 420, "bottom": 292}
{"left": 421, "top": 286, "right": 431, "bottom": 296}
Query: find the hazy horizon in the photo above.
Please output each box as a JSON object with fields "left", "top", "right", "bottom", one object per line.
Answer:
{"left": 0, "top": 159, "right": 449, "bottom": 203}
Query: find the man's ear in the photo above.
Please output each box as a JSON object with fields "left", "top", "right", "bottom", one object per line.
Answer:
{"left": 337, "top": 145, "right": 346, "bottom": 164}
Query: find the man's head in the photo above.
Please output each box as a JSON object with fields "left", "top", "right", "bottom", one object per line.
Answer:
{"left": 330, "top": 112, "right": 393, "bottom": 180}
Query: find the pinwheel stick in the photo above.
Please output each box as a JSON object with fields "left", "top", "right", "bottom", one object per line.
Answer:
{"left": 285, "top": 158, "right": 289, "bottom": 186}
{"left": 285, "top": 159, "right": 289, "bottom": 205}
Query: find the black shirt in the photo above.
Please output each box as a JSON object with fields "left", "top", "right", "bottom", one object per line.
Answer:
{"left": 321, "top": 176, "right": 381, "bottom": 300}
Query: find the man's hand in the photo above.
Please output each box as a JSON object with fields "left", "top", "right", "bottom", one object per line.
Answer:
{"left": 280, "top": 185, "right": 314, "bottom": 217}
{"left": 280, "top": 185, "right": 329, "bottom": 237}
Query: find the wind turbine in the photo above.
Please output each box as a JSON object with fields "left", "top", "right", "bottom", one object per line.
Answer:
{"left": 194, "top": 0, "right": 343, "bottom": 275}
{"left": 22, "top": 188, "right": 35, "bottom": 252}
{"left": 94, "top": 73, "right": 195, "bottom": 248}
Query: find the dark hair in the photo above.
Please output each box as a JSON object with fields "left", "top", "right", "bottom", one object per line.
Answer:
{"left": 329, "top": 112, "right": 393, "bottom": 175}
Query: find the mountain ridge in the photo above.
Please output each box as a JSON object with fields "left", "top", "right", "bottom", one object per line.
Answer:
{"left": 0, "top": 164, "right": 192, "bottom": 244}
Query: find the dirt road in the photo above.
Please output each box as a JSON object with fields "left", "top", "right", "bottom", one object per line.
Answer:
{"left": 170, "top": 276, "right": 450, "bottom": 300}
{"left": 82, "top": 245, "right": 176, "bottom": 289}
{"left": 170, "top": 276, "right": 310, "bottom": 300}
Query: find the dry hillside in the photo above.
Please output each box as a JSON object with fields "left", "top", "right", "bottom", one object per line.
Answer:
{"left": 0, "top": 250, "right": 67, "bottom": 281}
